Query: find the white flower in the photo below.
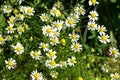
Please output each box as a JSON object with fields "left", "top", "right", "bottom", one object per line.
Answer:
{"left": 39, "top": 42, "right": 49, "bottom": 51}
{"left": 70, "top": 13, "right": 80, "bottom": 22}
{"left": 40, "top": 13, "right": 49, "bottom": 22}
{"left": 50, "top": 37, "right": 59, "bottom": 46}
{"left": 42, "top": 25, "right": 53, "bottom": 37}
{"left": 52, "top": 20, "right": 64, "bottom": 31}
{"left": 0, "top": 35, "right": 5, "bottom": 44}
{"left": 8, "top": 16, "right": 16, "bottom": 25}
{"left": 20, "top": 6, "right": 26, "bottom": 13}
{"left": 51, "top": 29, "right": 60, "bottom": 37}
{"left": 75, "top": 6, "right": 86, "bottom": 15}
{"left": 5, "top": 25, "right": 16, "bottom": 34}
{"left": 16, "top": 13, "right": 24, "bottom": 20}
{"left": 50, "top": 7, "right": 61, "bottom": 17}
{"left": 30, "top": 50, "right": 41, "bottom": 60}
{"left": 5, "top": 58, "right": 16, "bottom": 70}
{"left": 17, "top": 26, "right": 24, "bottom": 34}
{"left": 69, "top": 32, "right": 80, "bottom": 42}
{"left": 88, "top": 0, "right": 99, "bottom": 6}
{"left": 50, "top": 71, "right": 58, "bottom": 79}
{"left": 25, "top": 6, "right": 35, "bottom": 16}
{"left": 98, "top": 33, "right": 110, "bottom": 44}
{"left": 88, "top": 10, "right": 98, "bottom": 21}
{"left": 101, "top": 64, "right": 109, "bottom": 73}
{"left": 87, "top": 21, "right": 97, "bottom": 30}
{"left": 30, "top": 70, "right": 44, "bottom": 80}
{"left": 97, "top": 25, "right": 107, "bottom": 35}
{"left": 71, "top": 42, "right": 82, "bottom": 52}
{"left": 65, "top": 17, "right": 76, "bottom": 28}
{"left": 59, "top": 61, "right": 67, "bottom": 68}
{"left": 12, "top": 42, "right": 24, "bottom": 55}
{"left": 46, "top": 49, "right": 57, "bottom": 59}
{"left": 67, "top": 56, "right": 76, "bottom": 66}
{"left": 110, "top": 73, "right": 119, "bottom": 80}
{"left": 3, "top": 5, "right": 12, "bottom": 14}
{"left": 109, "top": 47, "right": 120, "bottom": 58}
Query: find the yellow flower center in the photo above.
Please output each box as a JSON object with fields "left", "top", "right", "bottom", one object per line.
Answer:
{"left": 112, "top": 50, "right": 117, "bottom": 55}
{"left": 0, "top": 37, "right": 4, "bottom": 42}
{"left": 10, "top": 18, "right": 14, "bottom": 23}
{"left": 33, "top": 52, "right": 39, "bottom": 57}
{"left": 13, "top": 9, "right": 18, "bottom": 14}
{"left": 74, "top": 44, "right": 79, "bottom": 49}
{"left": 42, "top": 15, "right": 46, "bottom": 20}
{"left": 78, "top": 8, "right": 83, "bottom": 14}
{"left": 78, "top": 77, "right": 83, "bottom": 80}
{"left": 34, "top": 73, "right": 39, "bottom": 79}
{"left": 61, "top": 61, "right": 66, "bottom": 66}
{"left": 73, "top": 15, "right": 77, "bottom": 20}
{"left": 70, "top": 59, "right": 75, "bottom": 63}
{"left": 46, "top": 28, "right": 52, "bottom": 33}
{"left": 27, "top": 8, "right": 32, "bottom": 13}
{"left": 8, "top": 61, "right": 13, "bottom": 66}
{"left": 91, "top": 0, "right": 96, "bottom": 4}
{"left": 53, "top": 9, "right": 58, "bottom": 14}
{"left": 114, "top": 74, "right": 119, "bottom": 79}
{"left": 72, "top": 34, "right": 76, "bottom": 39}
{"left": 91, "top": 13, "right": 96, "bottom": 18}
{"left": 55, "top": 23, "right": 60, "bottom": 28}
{"left": 52, "top": 38, "right": 57, "bottom": 43}
{"left": 53, "top": 31, "right": 57, "bottom": 36}
{"left": 7, "top": 35, "right": 12, "bottom": 40}
{"left": 49, "top": 52, "right": 55, "bottom": 57}
{"left": 42, "top": 44, "right": 46, "bottom": 49}
{"left": 17, "top": 14, "right": 22, "bottom": 19}
{"left": 18, "top": 26, "right": 24, "bottom": 32}
{"left": 16, "top": 46, "right": 22, "bottom": 52}
{"left": 50, "top": 60, "right": 56, "bottom": 66}
{"left": 8, "top": 26, "right": 13, "bottom": 31}
{"left": 6, "top": 7, "right": 10, "bottom": 11}
{"left": 61, "top": 39, "right": 66, "bottom": 44}
{"left": 99, "top": 27, "right": 104, "bottom": 32}
{"left": 90, "top": 23, "right": 95, "bottom": 28}
{"left": 101, "top": 35, "right": 107, "bottom": 41}
{"left": 68, "top": 19, "right": 73, "bottom": 25}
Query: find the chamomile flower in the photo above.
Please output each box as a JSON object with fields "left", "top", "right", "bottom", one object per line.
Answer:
{"left": 40, "top": 13, "right": 49, "bottom": 22}
{"left": 69, "top": 33, "right": 80, "bottom": 42}
{"left": 50, "top": 37, "right": 59, "bottom": 46}
{"left": 67, "top": 56, "right": 77, "bottom": 66}
{"left": 25, "top": 6, "right": 35, "bottom": 16}
{"left": 16, "top": 13, "right": 24, "bottom": 20}
{"left": 88, "top": 10, "right": 98, "bottom": 21}
{"left": 12, "top": 42, "right": 24, "bottom": 55}
{"left": 59, "top": 61, "right": 67, "bottom": 68}
{"left": 46, "top": 49, "right": 57, "bottom": 59}
{"left": 45, "top": 59, "right": 59, "bottom": 69}
{"left": 42, "top": 25, "right": 53, "bottom": 37}
{"left": 52, "top": 20, "right": 64, "bottom": 31}
{"left": 61, "top": 38, "right": 66, "bottom": 45}
{"left": 50, "top": 71, "right": 58, "bottom": 79}
{"left": 109, "top": 47, "right": 120, "bottom": 58}
{"left": 70, "top": 13, "right": 80, "bottom": 22}
{"left": 52, "top": 29, "right": 60, "bottom": 37}
{"left": 65, "top": 17, "right": 76, "bottom": 28}
{"left": 0, "top": 35, "right": 5, "bottom": 44}
{"left": 88, "top": 0, "right": 99, "bottom": 6}
{"left": 50, "top": 7, "right": 61, "bottom": 17}
{"left": 20, "top": 6, "right": 26, "bottom": 13}
{"left": 39, "top": 42, "right": 49, "bottom": 51}
{"left": 110, "top": 73, "right": 119, "bottom": 80}
{"left": 8, "top": 16, "right": 16, "bottom": 25}
{"left": 17, "top": 25, "right": 24, "bottom": 34}
{"left": 98, "top": 33, "right": 110, "bottom": 44}
{"left": 30, "top": 50, "right": 41, "bottom": 60}
{"left": 71, "top": 42, "right": 82, "bottom": 52}
{"left": 5, "top": 58, "right": 16, "bottom": 70}
{"left": 5, "top": 25, "right": 16, "bottom": 34}
{"left": 101, "top": 64, "right": 109, "bottom": 73}
{"left": 97, "top": 25, "right": 107, "bottom": 35}
{"left": 75, "top": 6, "right": 86, "bottom": 15}
{"left": 87, "top": 21, "right": 97, "bottom": 30}
{"left": 3, "top": 5, "right": 13, "bottom": 14}
{"left": 30, "top": 70, "right": 44, "bottom": 80}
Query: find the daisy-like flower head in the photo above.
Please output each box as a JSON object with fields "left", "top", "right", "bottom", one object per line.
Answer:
{"left": 0, "top": 35, "right": 5, "bottom": 44}
{"left": 50, "top": 71, "right": 58, "bottom": 79}
{"left": 12, "top": 42, "right": 24, "bottom": 55}
{"left": 101, "top": 64, "right": 109, "bottom": 73}
{"left": 5, "top": 58, "right": 17, "bottom": 70}
{"left": 88, "top": 10, "right": 98, "bottom": 21}
{"left": 109, "top": 47, "right": 120, "bottom": 58}
{"left": 51, "top": 29, "right": 60, "bottom": 37}
{"left": 87, "top": 21, "right": 97, "bottom": 30}
{"left": 42, "top": 25, "right": 53, "bottom": 37}
{"left": 5, "top": 24, "right": 16, "bottom": 34}
{"left": 50, "top": 7, "right": 61, "bottom": 17}
{"left": 59, "top": 61, "right": 67, "bottom": 68}
{"left": 75, "top": 6, "right": 86, "bottom": 15}
{"left": 50, "top": 37, "right": 59, "bottom": 46}
{"left": 78, "top": 77, "right": 83, "bottom": 80}
{"left": 65, "top": 17, "right": 76, "bottom": 28}
{"left": 110, "top": 73, "right": 119, "bottom": 80}
{"left": 40, "top": 13, "right": 49, "bottom": 22}
{"left": 46, "top": 49, "right": 57, "bottom": 59}
{"left": 8, "top": 16, "right": 16, "bottom": 25}
{"left": 97, "top": 25, "right": 107, "bottom": 35}
{"left": 70, "top": 13, "right": 80, "bottom": 22}
{"left": 69, "top": 32, "right": 80, "bottom": 42}
{"left": 67, "top": 56, "right": 77, "bottom": 66}
{"left": 71, "top": 42, "right": 82, "bottom": 52}
{"left": 17, "top": 25, "right": 24, "bottom": 34}
{"left": 45, "top": 59, "right": 59, "bottom": 69}
{"left": 3, "top": 5, "right": 13, "bottom": 14}
{"left": 98, "top": 33, "right": 110, "bottom": 44}
{"left": 25, "top": 6, "right": 35, "bottom": 16}
{"left": 20, "top": 6, "right": 26, "bottom": 13}
{"left": 88, "top": 0, "right": 99, "bottom": 6}
{"left": 16, "top": 13, "right": 24, "bottom": 20}
{"left": 39, "top": 42, "right": 49, "bottom": 51}
{"left": 30, "top": 70, "right": 44, "bottom": 80}
{"left": 61, "top": 38, "right": 66, "bottom": 45}
{"left": 6, "top": 35, "right": 12, "bottom": 41}
{"left": 30, "top": 50, "right": 41, "bottom": 60}
{"left": 52, "top": 20, "right": 64, "bottom": 31}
